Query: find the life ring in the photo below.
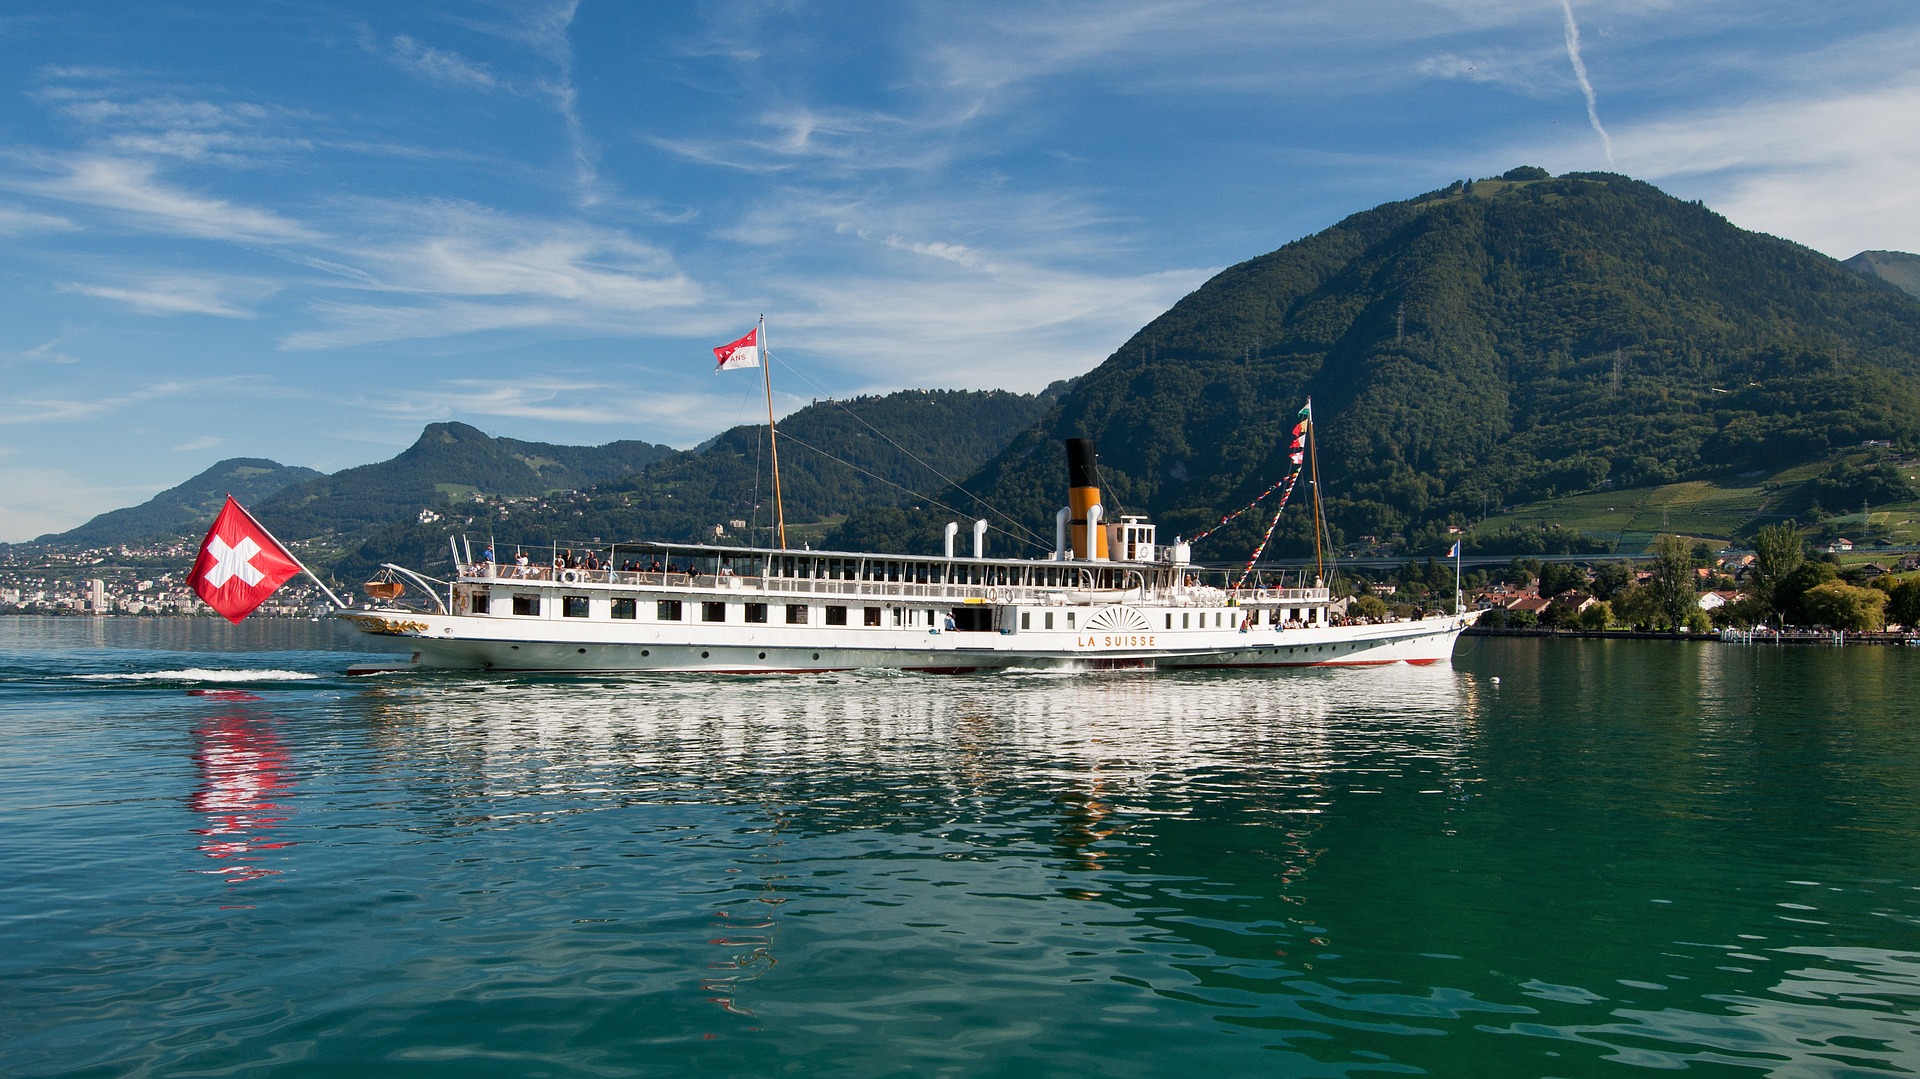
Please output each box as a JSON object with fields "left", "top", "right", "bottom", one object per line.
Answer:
{"left": 560, "top": 568, "right": 581, "bottom": 584}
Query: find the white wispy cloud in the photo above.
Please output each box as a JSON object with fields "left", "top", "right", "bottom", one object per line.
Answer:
{"left": 278, "top": 200, "right": 703, "bottom": 348}
{"left": 18, "top": 155, "right": 316, "bottom": 242}
{"left": 0, "top": 378, "right": 242, "bottom": 425}
{"left": 1560, "top": 0, "right": 1615, "bottom": 167}
{"left": 4, "top": 337, "right": 82, "bottom": 368}
{"left": 0, "top": 204, "right": 76, "bottom": 233}
{"left": 390, "top": 34, "right": 498, "bottom": 90}
{"left": 361, "top": 378, "right": 742, "bottom": 444}
{"left": 60, "top": 274, "right": 273, "bottom": 317}
{"left": 171, "top": 435, "right": 223, "bottom": 451}
{"left": 1611, "top": 76, "right": 1920, "bottom": 256}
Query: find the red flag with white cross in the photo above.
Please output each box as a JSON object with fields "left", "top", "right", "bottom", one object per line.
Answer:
{"left": 192, "top": 496, "right": 302, "bottom": 624}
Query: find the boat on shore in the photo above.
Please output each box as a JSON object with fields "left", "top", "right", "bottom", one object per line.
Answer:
{"left": 339, "top": 437, "right": 1478, "bottom": 674}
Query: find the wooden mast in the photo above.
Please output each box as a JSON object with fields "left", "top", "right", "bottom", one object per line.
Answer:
{"left": 760, "top": 314, "right": 788, "bottom": 548}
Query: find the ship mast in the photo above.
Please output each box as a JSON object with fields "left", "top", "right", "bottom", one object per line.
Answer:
{"left": 1307, "top": 399, "right": 1326, "bottom": 585}
{"left": 760, "top": 314, "right": 788, "bottom": 549}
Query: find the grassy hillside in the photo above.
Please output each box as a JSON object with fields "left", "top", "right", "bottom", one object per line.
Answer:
{"left": 1473, "top": 449, "right": 1920, "bottom": 553}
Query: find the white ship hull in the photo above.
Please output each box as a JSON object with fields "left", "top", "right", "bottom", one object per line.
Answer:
{"left": 341, "top": 564, "right": 1477, "bottom": 675}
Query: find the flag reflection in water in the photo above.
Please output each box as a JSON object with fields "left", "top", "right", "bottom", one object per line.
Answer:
{"left": 189, "top": 700, "right": 296, "bottom": 884}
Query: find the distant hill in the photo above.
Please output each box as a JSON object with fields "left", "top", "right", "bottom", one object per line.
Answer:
{"left": 935, "top": 169, "right": 1920, "bottom": 561}
{"left": 1844, "top": 250, "right": 1920, "bottom": 300}
{"left": 40, "top": 458, "right": 323, "bottom": 546}
{"left": 257, "top": 422, "right": 676, "bottom": 547}
{"left": 328, "top": 387, "right": 1057, "bottom": 581}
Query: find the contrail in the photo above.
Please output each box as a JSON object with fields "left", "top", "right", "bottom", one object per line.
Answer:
{"left": 1561, "top": 0, "right": 1615, "bottom": 167}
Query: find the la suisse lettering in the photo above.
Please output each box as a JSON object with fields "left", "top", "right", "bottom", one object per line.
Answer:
{"left": 1075, "top": 634, "right": 1157, "bottom": 649}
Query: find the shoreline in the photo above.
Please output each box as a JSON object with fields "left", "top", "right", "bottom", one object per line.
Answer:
{"left": 1468, "top": 625, "right": 1918, "bottom": 645}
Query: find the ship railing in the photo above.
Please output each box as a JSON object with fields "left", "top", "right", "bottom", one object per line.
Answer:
{"left": 456, "top": 564, "right": 1179, "bottom": 607}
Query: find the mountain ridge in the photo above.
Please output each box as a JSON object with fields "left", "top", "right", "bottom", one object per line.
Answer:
{"left": 934, "top": 169, "right": 1920, "bottom": 561}
{"left": 39, "top": 457, "right": 324, "bottom": 546}
{"left": 1844, "top": 249, "right": 1920, "bottom": 300}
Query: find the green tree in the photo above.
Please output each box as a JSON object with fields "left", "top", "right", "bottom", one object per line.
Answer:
{"left": 1776, "top": 560, "right": 1839, "bottom": 626}
{"left": 1799, "top": 581, "right": 1887, "bottom": 631}
{"left": 1613, "top": 583, "right": 1656, "bottom": 630}
{"left": 1537, "top": 562, "right": 1584, "bottom": 599}
{"left": 1712, "top": 595, "right": 1768, "bottom": 628}
{"left": 1648, "top": 533, "right": 1697, "bottom": 631}
{"left": 1352, "top": 594, "right": 1390, "bottom": 620}
{"left": 1887, "top": 578, "right": 1920, "bottom": 629}
{"left": 1577, "top": 601, "right": 1613, "bottom": 630}
{"left": 1591, "top": 561, "right": 1633, "bottom": 598}
{"left": 1749, "top": 522, "right": 1805, "bottom": 622}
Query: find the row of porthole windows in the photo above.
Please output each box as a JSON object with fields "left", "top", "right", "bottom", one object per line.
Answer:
{"left": 1005, "top": 609, "right": 1320, "bottom": 631}
{"left": 504, "top": 595, "right": 929, "bottom": 627}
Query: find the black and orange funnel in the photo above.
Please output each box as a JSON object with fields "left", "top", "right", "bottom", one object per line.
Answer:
{"left": 1065, "top": 438, "right": 1107, "bottom": 559}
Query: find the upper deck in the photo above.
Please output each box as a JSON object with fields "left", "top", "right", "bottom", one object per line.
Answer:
{"left": 452, "top": 541, "right": 1329, "bottom": 610}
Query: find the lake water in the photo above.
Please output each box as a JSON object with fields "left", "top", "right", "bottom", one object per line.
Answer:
{"left": 3, "top": 617, "right": 1918, "bottom": 1077}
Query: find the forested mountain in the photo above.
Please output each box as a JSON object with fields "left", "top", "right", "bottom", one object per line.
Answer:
{"left": 328, "top": 387, "right": 1056, "bottom": 581}
{"left": 921, "top": 169, "right": 1920, "bottom": 562}
{"left": 257, "top": 422, "right": 676, "bottom": 545}
{"left": 1844, "top": 250, "right": 1920, "bottom": 300}
{"left": 40, "top": 458, "right": 323, "bottom": 546}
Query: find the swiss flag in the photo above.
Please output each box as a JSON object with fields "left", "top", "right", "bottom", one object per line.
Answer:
{"left": 713, "top": 327, "right": 761, "bottom": 371}
{"left": 192, "top": 497, "right": 303, "bottom": 624}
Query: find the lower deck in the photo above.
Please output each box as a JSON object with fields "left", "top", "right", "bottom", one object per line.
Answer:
{"left": 341, "top": 604, "right": 1473, "bottom": 674}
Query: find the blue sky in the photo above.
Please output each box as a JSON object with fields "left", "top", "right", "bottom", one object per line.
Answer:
{"left": 4, "top": 1, "right": 1918, "bottom": 541}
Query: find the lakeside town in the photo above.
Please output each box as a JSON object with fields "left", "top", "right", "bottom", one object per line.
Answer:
{"left": 10, "top": 526, "right": 1918, "bottom": 637}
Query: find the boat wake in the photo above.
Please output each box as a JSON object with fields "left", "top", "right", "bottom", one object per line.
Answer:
{"left": 78, "top": 668, "right": 321, "bottom": 684}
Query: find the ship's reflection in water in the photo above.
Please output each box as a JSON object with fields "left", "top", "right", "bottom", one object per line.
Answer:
{"left": 348, "top": 664, "right": 1484, "bottom": 1021}
{"left": 189, "top": 701, "right": 296, "bottom": 885}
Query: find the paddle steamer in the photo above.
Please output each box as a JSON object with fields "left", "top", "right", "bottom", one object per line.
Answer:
{"left": 340, "top": 438, "right": 1477, "bottom": 673}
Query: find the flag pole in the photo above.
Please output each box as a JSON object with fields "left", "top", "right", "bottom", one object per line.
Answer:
{"left": 759, "top": 314, "right": 788, "bottom": 549}
{"left": 1455, "top": 539, "right": 1463, "bottom": 616}
{"left": 1306, "top": 399, "right": 1326, "bottom": 585}
{"left": 234, "top": 498, "right": 349, "bottom": 609}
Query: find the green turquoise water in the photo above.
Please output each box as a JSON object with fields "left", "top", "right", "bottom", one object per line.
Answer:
{"left": 3, "top": 618, "right": 1917, "bottom": 1076}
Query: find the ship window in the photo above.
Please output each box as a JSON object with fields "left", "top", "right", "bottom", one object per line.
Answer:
{"left": 1165, "top": 613, "right": 1172, "bottom": 629}
{"left": 612, "top": 598, "right": 636, "bottom": 620}
{"left": 893, "top": 607, "right": 904, "bottom": 626}
{"left": 471, "top": 592, "right": 490, "bottom": 615}
{"left": 787, "top": 604, "right": 808, "bottom": 624}
{"left": 562, "top": 595, "right": 589, "bottom": 618}
{"left": 1215, "top": 612, "right": 1222, "bottom": 627}
{"left": 1021, "top": 612, "right": 1030, "bottom": 629}
{"left": 744, "top": 602, "right": 767, "bottom": 624}
{"left": 826, "top": 606, "right": 848, "bottom": 626}
{"left": 1045, "top": 612, "right": 1054, "bottom": 630}
{"left": 1066, "top": 612, "right": 1075, "bottom": 628}
{"left": 513, "top": 594, "right": 540, "bottom": 616}
{"left": 702, "top": 601, "right": 726, "bottom": 622}
{"left": 1182, "top": 613, "right": 1190, "bottom": 629}
{"left": 658, "top": 600, "right": 683, "bottom": 621}
{"left": 864, "top": 607, "right": 881, "bottom": 627}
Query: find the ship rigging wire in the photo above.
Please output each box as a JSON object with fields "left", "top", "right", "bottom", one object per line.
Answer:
{"left": 762, "top": 350, "right": 1052, "bottom": 550}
